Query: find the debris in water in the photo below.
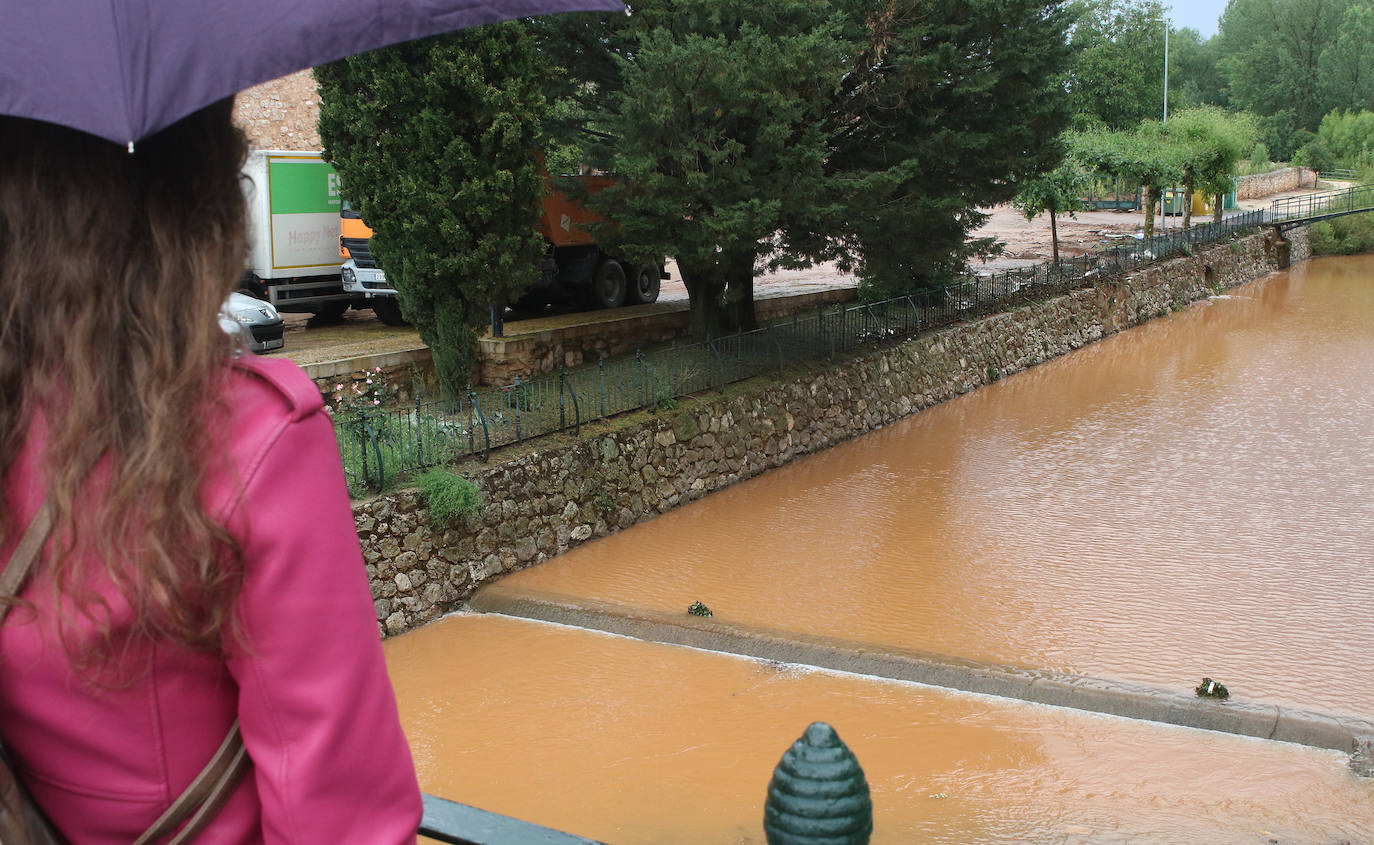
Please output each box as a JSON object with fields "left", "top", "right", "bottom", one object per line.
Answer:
{"left": 687, "top": 601, "right": 713, "bottom": 617}
{"left": 1195, "top": 677, "right": 1230, "bottom": 699}
{"left": 928, "top": 792, "right": 948, "bottom": 800}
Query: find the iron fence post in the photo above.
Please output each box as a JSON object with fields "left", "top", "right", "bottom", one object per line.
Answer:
{"left": 362, "top": 414, "right": 384, "bottom": 492}
{"left": 468, "top": 390, "right": 490, "bottom": 462}
{"left": 414, "top": 392, "right": 423, "bottom": 468}
{"left": 635, "top": 349, "right": 647, "bottom": 408}
{"left": 599, "top": 358, "right": 607, "bottom": 420}
{"left": 560, "top": 370, "right": 581, "bottom": 436}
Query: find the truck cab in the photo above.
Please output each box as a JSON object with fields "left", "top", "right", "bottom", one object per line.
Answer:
{"left": 339, "top": 201, "right": 406, "bottom": 325}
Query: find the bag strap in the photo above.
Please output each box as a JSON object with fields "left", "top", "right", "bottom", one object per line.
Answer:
{"left": 0, "top": 498, "right": 54, "bottom": 627}
{"left": 133, "top": 721, "right": 250, "bottom": 845}
{"left": 2, "top": 496, "right": 249, "bottom": 844}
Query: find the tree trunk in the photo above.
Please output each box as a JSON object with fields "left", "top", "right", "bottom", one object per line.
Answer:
{"left": 1213, "top": 192, "right": 1224, "bottom": 224}
{"left": 677, "top": 257, "right": 730, "bottom": 339}
{"left": 1050, "top": 210, "right": 1059, "bottom": 266}
{"left": 1183, "top": 185, "right": 1193, "bottom": 229}
{"left": 1143, "top": 188, "right": 1158, "bottom": 240}
{"left": 722, "top": 249, "right": 758, "bottom": 333}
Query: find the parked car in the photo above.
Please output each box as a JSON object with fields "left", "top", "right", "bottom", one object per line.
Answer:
{"left": 219, "top": 291, "right": 284, "bottom": 353}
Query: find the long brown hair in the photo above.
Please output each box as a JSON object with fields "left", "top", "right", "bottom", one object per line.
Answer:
{"left": 0, "top": 100, "right": 248, "bottom": 660}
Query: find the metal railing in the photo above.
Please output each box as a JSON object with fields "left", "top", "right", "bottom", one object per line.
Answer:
{"left": 1270, "top": 182, "right": 1374, "bottom": 224}
{"left": 335, "top": 209, "right": 1271, "bottom": 492}
{"left": 419, "top": 794, "right": 604, "bottom": 845}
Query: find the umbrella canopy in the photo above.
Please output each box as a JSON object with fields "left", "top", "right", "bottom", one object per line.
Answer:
{"left": 0, "top": 0, "right": 622, "bottom": 147}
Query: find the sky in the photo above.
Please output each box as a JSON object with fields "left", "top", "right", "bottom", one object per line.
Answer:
{"left": 1167, "top": 0, "right": 1230, "bottom": 39}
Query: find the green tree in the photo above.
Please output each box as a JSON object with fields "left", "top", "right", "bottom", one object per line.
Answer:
{"left": 538, "top": 0, "right": 849, "bottom": 336}
{"left": 1214, "top": 0, "right": 1354, "bottom": 156}
{"left": 1319, "top": 2, "right": 1374, "bottom": 112}
{"left": 543, "top": 0, "right": 1073, "bottom": 324}
{"left": 535, "top": 0, "right": 846, "bottom": 336}
{"left": 1071, "top": 125, "right": 1184, "bottom": 238}
{"left": 1317, "top": 109, "right": 1374, "bottom": 167}
{"left": 819, "top": 0, "right": 1076, "bottom": 298}
{"left": 315, "top": 24, "right": 549, "bottom": 393}
{"left": 1160, "top": 107, "right": 1257, "bottom": 225}
{"left": 1168, "top": 27, "right": 1227, "bottom": 110}
{"left": 1067, "top": 0, "right": 1170, "bottom": 129}
{"left": 1013, "top": 160, "right": 1089, "bottom": 264}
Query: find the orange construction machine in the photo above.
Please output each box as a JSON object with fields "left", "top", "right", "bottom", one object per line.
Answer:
{"left": 338, "top": 167, "right": 665, "bottom": 325}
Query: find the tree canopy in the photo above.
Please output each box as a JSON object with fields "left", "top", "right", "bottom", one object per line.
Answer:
{"left": 1067, "top": 0, "right": 1170, "bottom": 129}
{"left": 821, "top": 0, "right": 1075, "bottom": 299}
{"left": 540, "top": 0, "right": 1073, "bottom": 328}
{"left": 315, "top": 24, "right": 549, "bottom": 393}
{"left": 1013, "top": 161, "right": 1088, "bottom": 264}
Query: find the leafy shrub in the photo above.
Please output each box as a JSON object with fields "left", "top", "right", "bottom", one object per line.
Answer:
{"left": 416, "top": 468, "right": 483, "bottom": 525}
{"left": 1310, "top": 214, "right": 1374, "bottom": 255}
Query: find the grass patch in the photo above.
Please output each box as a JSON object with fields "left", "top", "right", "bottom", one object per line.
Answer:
{"left": 415, "top": 468, "right": 483, "bottom": 525}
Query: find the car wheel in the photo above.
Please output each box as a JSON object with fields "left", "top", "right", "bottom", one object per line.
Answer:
{"left": 237, "top": 272, "right": 269, "bottom": 301}
{"left": 629, "top": 264, "right": 661, "bottom": 305}
{"left": 373, "top": 297, "right": 410, "bottom": 326}
{"left": 584, "top": 258, "right": 626, "bottom": 310}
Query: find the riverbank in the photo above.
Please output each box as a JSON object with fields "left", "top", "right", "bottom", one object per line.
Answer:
{"left": 354, "top": 226, "right": 1309, "bottom": 638}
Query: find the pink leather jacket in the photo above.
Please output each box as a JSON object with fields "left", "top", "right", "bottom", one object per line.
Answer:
{"left": 0, "top": 356, "right": 422, "bottom": 843}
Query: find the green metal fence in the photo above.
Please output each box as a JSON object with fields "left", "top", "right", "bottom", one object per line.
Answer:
{"left": 335, "top": 209, "right": 1269, "bottom": 492}
{"left": 1269, "top": 182, "right": 1374, "bottom": 224}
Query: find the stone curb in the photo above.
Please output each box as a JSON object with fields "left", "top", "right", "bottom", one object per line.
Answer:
{"left": 470, "top": 585, "right": 1374, "bottom": 774}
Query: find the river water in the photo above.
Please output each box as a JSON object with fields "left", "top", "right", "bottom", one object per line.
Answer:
{"left": 384, "top": 256, "right": 1374, "bottom": 841}
{"left": 492, "top": 256, "right": 1374, "bottom": 719}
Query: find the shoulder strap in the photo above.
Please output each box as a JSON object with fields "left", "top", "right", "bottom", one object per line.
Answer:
{"left": 0, "top": 498, "right": 54, "bottom": 625}
{"left": 133, "top": 721, "right": 250, "bottom": 845}
{"left": 1, "top": 496, "right": 249, "bottom": 843}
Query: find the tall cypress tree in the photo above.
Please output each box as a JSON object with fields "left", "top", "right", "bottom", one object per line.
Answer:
{"left": 539, "top": 0, "right": 851, "bottom": 337}
{"left": 819, "top": 0, "right": 1076, "bottom": 297}
{"left": 544, "top": 0, "right": 1075, "bottom": 319}
{"left": 315, "top": 23, "right": 548, "bottom": 393}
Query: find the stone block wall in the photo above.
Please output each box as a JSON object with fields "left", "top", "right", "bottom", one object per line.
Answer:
{"left": 355, "top": 229, "right": 1308, "bottom": 638}
{"left": 1236, "top": 167, "right": 1317, "bottom": 200}
{"left": 233, "top": 70, "right": 322, "bottom": 151}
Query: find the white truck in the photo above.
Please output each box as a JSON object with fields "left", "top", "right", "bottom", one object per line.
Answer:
{"left": 239, "top": 150, "right": 355, "bottom": 317}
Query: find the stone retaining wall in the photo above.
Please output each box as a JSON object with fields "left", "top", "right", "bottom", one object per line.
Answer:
{"left": 355, "top": 228, "right": 1308, "bottom": 638}
{"left": 1236, "top": 167, "right": 1317, "bottom": 200}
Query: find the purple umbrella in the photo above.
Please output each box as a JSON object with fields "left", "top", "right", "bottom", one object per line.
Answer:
{"left": 0, "top": 0, "right": 622, "bottom": 148}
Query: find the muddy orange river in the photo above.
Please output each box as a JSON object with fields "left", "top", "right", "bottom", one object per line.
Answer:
{"left": 493, "top": 256, "right": 1374, "bottom": 719}
{"left": 384, "top": 256, "right": 1374, "bottom": 842}
{"left": 386, "top": 614, "right": 1373, "bottom": 843}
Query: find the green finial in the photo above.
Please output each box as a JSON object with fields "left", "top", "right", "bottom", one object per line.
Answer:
{"left": 764, "top": 723, "right": 872, "bottom": 845}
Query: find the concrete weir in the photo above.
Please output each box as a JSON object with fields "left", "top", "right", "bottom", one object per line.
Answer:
{"left": 470, "top": 584, "right": 1374, "bottom": 774}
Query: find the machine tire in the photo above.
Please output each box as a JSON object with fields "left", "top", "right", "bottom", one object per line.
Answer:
{"left": 373, "top": 297, "right": 410, "bottom": 326}
{"left": 629, "top": 264, "right": 661, "bottom": 305}
{"left": 313, "top": 300, "right": 349, "bottom": 322}
{"left": 585, "top": 258, "right": 627, "bottom": 310}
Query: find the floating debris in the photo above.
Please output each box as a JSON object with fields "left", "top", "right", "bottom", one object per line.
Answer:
{"left": 1196, "top": 677, "right": 1230, "bottom": 699}
{"left": 687, "top": 601, "right": 713, "bottom": 617}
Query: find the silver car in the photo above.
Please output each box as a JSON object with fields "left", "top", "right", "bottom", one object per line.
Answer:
{"left": 219, "top": 292, "right": 285, "bottom": 353}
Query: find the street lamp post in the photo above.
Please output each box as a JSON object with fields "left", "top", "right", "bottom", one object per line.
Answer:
{"left": 1157, "top": 17, "right": 1170, "bottom": 232}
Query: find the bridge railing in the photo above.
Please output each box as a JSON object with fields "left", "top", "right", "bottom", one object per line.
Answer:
{"left": 1270, "top": 183, "right": 1374, "bottom": 223}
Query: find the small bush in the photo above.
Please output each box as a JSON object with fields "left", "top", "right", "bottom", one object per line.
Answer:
{"left": 1310, "top": 214, "right": 1374, "bottom": 255}
{"left": 416, "top": 468, "right": 483, "bottom": 525}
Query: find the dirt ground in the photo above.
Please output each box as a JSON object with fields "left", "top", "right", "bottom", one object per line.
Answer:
{"left": 275, "top": 182, "right": 1342, "bottom": 366}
